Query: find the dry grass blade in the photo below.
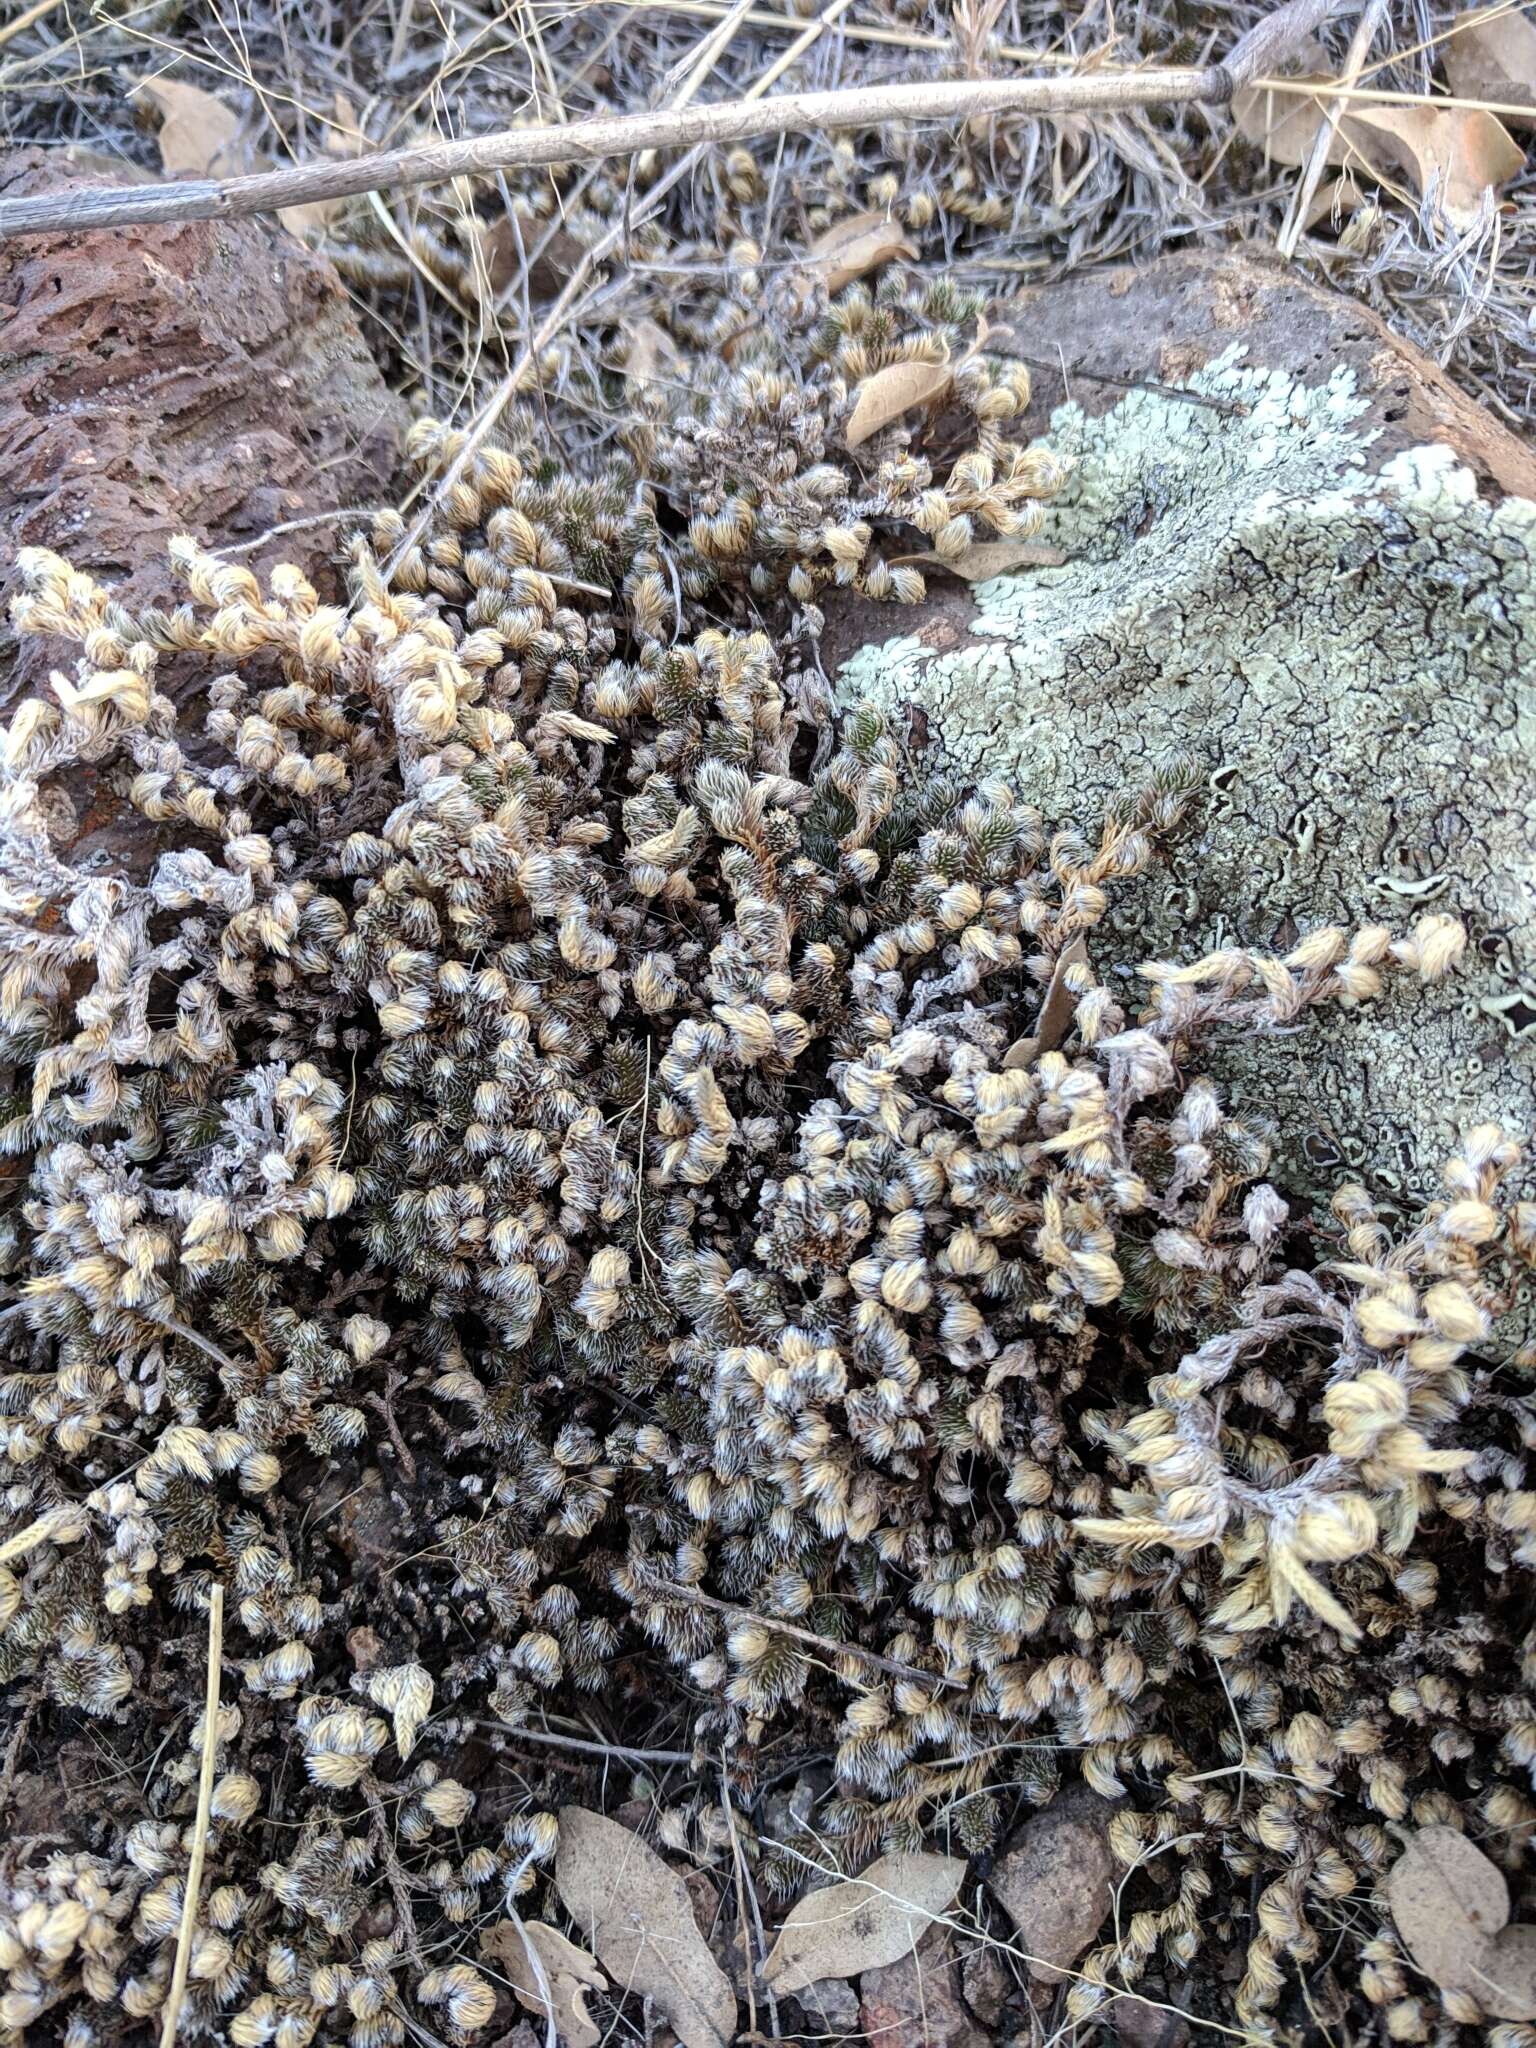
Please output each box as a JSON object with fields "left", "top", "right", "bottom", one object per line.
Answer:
{"left": 159, "top": 1583, "right": 224, "bottom": 2048}
{"left": 1276, "top": 0, "right": 1389, "bottom": 257}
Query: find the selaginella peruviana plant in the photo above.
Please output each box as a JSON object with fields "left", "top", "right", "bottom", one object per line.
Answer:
{"left": 0, "top": 409, "right": 1529, "bottom": 2048}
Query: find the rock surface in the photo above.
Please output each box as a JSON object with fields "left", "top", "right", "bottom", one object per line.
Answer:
{"left": 1105, "top": 1989, "right": 1192, "bottom": 2048}
{"left": 828, "top": 248, "right": 1536, "bottom": 1216}
{"left": 858, "top": 1925, "right": 987, "bottom": 2048}
{"left": 986, "top": 1784, "right": 1118, "bottom": 1986}
{"left": 0, "top": 144, "right": 404, "bottom": 705}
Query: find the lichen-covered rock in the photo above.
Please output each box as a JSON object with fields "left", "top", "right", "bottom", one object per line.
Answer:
{"left": 834, "top": 331, "right": 1535, "bottom": 1212}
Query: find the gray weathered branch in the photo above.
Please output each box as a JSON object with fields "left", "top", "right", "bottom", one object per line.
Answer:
{"left": 0, "top": 0, "right": 1343, "bottom": 241}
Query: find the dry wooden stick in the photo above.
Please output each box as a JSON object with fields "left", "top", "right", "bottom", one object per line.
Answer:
{"left": 0, "top": 0, "right": 67, "bottom": 55}
{"left": 0, "top": 0, "right": 1343, "bottom": 239}
{"left": 159, "top": 1583, "right": 224, "bottom": 2048}
{"left": 0, "top": 74, "right": 1212, "bottom": 237}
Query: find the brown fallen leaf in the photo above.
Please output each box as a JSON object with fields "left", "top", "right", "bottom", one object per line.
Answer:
{"left": 1345, "top": 100, "right": 1524, "bottom": 226}
{"left": 324, "top": 89, "right": 368, "bottom": 158}
{"left": 845, "top": 359, "right": 953, "bottom": 450}
{"left": 909, "top": 539, "right": 1066, "bottom": 583}
{"left": 1386, "top": 1825, "right": 1510, "bottom": 1999}
{"left": 1004, "top": 933, "right": 1090, "bottom": 1070}
{"left": 801, "top": 209, "right": 917, "bottom": 295}
{"left": 1234, "top": 72, "right": 1522, "bottom": 228}
{"left": 479, "top": 218, "right": 591, "bottom": 301}
{"left": 761, "top": 1851, "right": 965, "bottom": 1993}
{"left": 482, "top": 1917, "right": 607, "bottom": 2048}
{"left": 279, "top": 92, "right": 369, "bottom": 238}
{"left": 131, "top": 76, "right": 246, "bottom": 180}
{"left": 554, "top": 1806, "right": 736, "bottom": 2048}
{"left": 1476, "top": 1922, "right": 1536, "bottom": 2023}
{"left": 1233, "top": 76, "right": 1344, "bottom": 167}
{"left": 1445, "top": 6, "right": 1536, "bottom": 130}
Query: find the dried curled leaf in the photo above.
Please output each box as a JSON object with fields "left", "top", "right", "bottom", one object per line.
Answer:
{"left": 1233, "top": 76, "right": 1345, "bottom": 166}
{"left": 1444, "top": 6, "right": 1536, "bottom": 130}
{"left": 278, "top": 94, "right": 368, "bottom": 238}
{"left": 801, "top": 209, "right": 917, "bottom": 295}
{"left": 1344, "top": 100, "right": 1523, "bottom": 226}
{"left": 1234, "top": 72, "right": 1522, "bottom": 228}
{"left": 1387, "top": 1825, "right": 1509, "bottom": 1996}
{"left": 555, "top": 1806, "right": 736, "bottom": 2048}
{"left": 131, "top": 77, "right": 244, "bottom": 179}
{"left": 367, "top": 1661, "right": 433, "bottom": 1760}
{"left": 1005, "top": 933, "right": 1090, "bottom": 1070}
{"left": 908, "top": 539, "right": 1066, "bottom": 583}
{"left": 482, "top": 1918, "right": 607, "bottom": 2048}
{"left": 324, "top": 89, "right": 369, "bottom": 158}
{"left": 845, "top": 360, "right": 954, "bottom": 450}
{"left": 479, "top": 218, "right": 591, "bottom": 301}
{"left": 1477, "top": 1924, "right": 1536, "bottom": 2023}
{"left": 624, "top": 317, "right": 686, "bottom": 389}
{"left": 760, "top": 1851, "right": 965, "bottom": 1992}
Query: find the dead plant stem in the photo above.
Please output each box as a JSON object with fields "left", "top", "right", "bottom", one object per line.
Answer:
{"left": 648, "top": 1577, "right": 967, "bottom": 1690}
{"left": 0, "top": 0, "right": 1344, "bottom": 239}
{"left": 158, "top": 1584, "right": 224, "bottom": 2048}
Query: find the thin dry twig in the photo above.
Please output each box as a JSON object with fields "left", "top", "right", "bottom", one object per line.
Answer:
{"left": 648, "top": 1576, "right": 969, "bottom": 1690}
{"left": 717, "top": 1757, "right": 759, "bottom": 2041}
{"left": 0, "top": 0, "right": 67, "bottom": 56}
{"left": 158, "top": 1583, "right": 224, "bottom": 2048}
{"left": 1276, "top": 0, "right": 1389, "bottom": 259}
{"left": 0, "top": 0, "right": 1344, "bottom": 239}
{"left": 490, "top": 1721, "right": 699, "bottom": 1765}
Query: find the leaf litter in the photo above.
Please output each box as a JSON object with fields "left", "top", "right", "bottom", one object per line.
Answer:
{"left": 554, "top": 1805, "right": 737, "bottom": 2048}
{"left": 761, "top": 1851, "right": 965, "bottom": 1992}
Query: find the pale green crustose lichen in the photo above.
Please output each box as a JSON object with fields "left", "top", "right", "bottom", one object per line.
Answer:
{"left": 837, "top": 348, "right": 1536, "bottom": 1213}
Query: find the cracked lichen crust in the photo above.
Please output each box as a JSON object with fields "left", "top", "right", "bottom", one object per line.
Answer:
{"left": 837, "top": 350, "right": 1536, "bottom": 1210}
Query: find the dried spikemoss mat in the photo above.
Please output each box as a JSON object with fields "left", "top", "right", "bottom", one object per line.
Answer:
{"left": 0, "top": 257, "right": 1532, "bottom": 2048}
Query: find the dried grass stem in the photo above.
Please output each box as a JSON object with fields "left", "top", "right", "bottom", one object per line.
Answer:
{"left": 158, "top": 1583, "right": 224, "bottom": 2048}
